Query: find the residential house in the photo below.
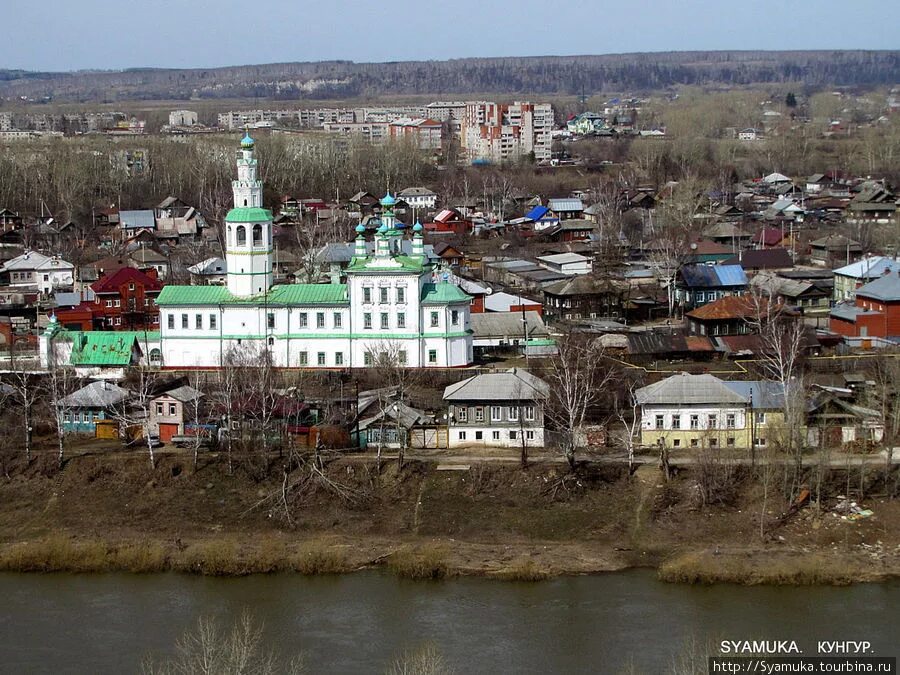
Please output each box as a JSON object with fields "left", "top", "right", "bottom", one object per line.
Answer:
{"left": 846, "top": 184, "right": 896, "bottom": 225}
{"left": 57, "top": 380, "right": 129, "bottom": 436}
{"left": 702, "top": 222, "right": 752, "bottom": 248}
{"left": 807, "top": 388, "right": 883, "bottom": 448}
{"left": 398, "top": 187, "right": 438, "bottom": 212}
{"left": 154, "top": 196, "right": 206, "bottom": 241}
{"left": 738, "top": 128, "right": 761, "bottom": 141}
{"left": 40, "top": 320, "right": 160, "bottom": 376}
{"left": 685, "top": 240, "right": 735, "bottom": 265}
{"left": 150, "top": 385, "right": 204, "bottom": 442}
{"left": 635, "top": 372, "right": 788, "bottom": 450}
{"left": 188, "top": 257, "right": 228, "bottom": 285}
{"left": 832, "top": 256, "right": 900, "bottom": 302}
{"left": 128, "top": 247, "right": 169, "bottom": 280}
{"left": 432, "top": 242, "right": 464, "bottom": 268}
{"left": 546, "top": 198, "right": 585, "bottom": 220}
{"left": 543, "top": 275, "right": 628, "bottom": 321}
{"left": 118, "top": 210, "right": 156, "bottom": 236}
{"left": 356, "top": 390, "right": 432, "bottom": 450}
{"left": 541, "top": 220, "right": 596, "bottom": 243}
{"left": 685, "top": 294, "right": 768, "bottom": 337}
{"left": 427, "top": 209, "right": 472, "bottom": 236}
{"left": 722, "top": 248, "right": 793, "bottom": 274}
{"left": 810, "top": 234, "right": 862, "bottom": 266}
{"left": 536, "top": 253, "right": 592, "bottom": 276}
{"left": 348, "top": 191, "right": 379, "bottom": 215}
{"left": 443, "top": 368, "right": 549, "bottom": 449}
{"left": 55, "top": 266, "right": 163, "bottom": 331}
{"left": 752, "top": 226, "right": 793, "bottom": 250}
{"left": 524, "top": 205, "right": 559, "bottom": 230}
{"left": 0, "top": 251, "right": 74, "bottom": 296}
{"left": 830, "top": 268, "right": 900, "bottom": 341}
{"left": 675, "top": 264, "right": 748, "bottom": 309}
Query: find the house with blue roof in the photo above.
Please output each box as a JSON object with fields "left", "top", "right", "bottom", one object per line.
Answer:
{"left": 675, "top": 264, "right": 748, "bottom": 310}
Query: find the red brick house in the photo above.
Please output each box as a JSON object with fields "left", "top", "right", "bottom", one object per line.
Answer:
{"left": 55, "top": 267, "right": 163, "bottom": 331}
{"left": 830, "top": 269, "right": 900, "bottom": 339}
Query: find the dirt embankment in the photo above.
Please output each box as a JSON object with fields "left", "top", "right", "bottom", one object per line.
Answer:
{"left": 0, "top": 450, "right": 898, "bottom": 584}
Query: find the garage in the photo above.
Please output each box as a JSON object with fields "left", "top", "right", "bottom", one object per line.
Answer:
{"left": 158, "top": 423, "right": 179, "bottom": 444}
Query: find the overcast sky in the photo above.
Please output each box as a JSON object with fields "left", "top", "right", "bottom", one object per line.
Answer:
{"left": 6, "top": 0, "right": 899, "bottom": 71}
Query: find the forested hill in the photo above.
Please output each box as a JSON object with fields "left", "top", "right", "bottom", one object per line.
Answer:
{"left": 2, "top": 51, "right": 899, "bottom": 102}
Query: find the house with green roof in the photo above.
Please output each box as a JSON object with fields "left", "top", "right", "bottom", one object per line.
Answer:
{"left": 150, "top": 136, "right": 473, "bottom": 369}
{"left": 39, "top": 317, "right": 161, "bottom": 377}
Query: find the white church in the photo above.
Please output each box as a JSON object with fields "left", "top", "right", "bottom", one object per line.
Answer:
{"left": 155, "top": 133, "right": 474, "bottom": 369}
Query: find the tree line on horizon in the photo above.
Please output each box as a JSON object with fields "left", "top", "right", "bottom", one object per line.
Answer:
{"left": 1, "top": 50, "right": 898, "bottom": 103}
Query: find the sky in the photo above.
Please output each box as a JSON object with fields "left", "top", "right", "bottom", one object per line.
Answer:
{"left": 6, "top": 0, "right": 899, "bottom": 72}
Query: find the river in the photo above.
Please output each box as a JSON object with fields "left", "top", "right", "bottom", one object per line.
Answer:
{"left": 1, "top": 570, "right": 897, "bottom": 674}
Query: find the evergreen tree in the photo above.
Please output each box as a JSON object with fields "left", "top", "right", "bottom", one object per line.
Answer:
{"left": 785, "top": 92, "right": 797, "bottom": 108}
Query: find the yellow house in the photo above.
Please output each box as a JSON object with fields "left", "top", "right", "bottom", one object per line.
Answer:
{"left": 635, "top": 373, "right": 789, "bottom": 451}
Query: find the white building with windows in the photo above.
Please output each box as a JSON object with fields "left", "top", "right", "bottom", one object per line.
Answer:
{"left": 156, "top": 133, "right": 474, "bottom": 369}
{"left": 443, "top": 368, "right": 548, "bottom": 448}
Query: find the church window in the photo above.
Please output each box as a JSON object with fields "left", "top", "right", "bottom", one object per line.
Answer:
{"left": 428, "top": 349, "right": 437, "bottom": 364}
{"left": 236, "top": 226, "right": 247, "bottom": 246}
{"left": 397, "top": 312, "right": 406, "bottom": 328}
{"left": 363, "top": 313, "right": 372, "bottom": 329}
{"left": 396, "top": 287, "right": 405, "bottom": 303}
{"left": 252, "top": 224, "right": 262, "bottom": 246}
{"left": 430, "top": 311, "right": 439, "bottom": 328}
{"left": 380, "top": 287, "right": 389, "bottom": 304}
{"left": 209, "top": 314, "right": 217, "bottom": 330}
{"left": 195, "top": 314, "right": 202, "bottom": 329}
{"left": 167, "top": 314, "right": 174, "bottom": 330}
{"left": 298, "top": 313, "right": 308, "bottom": 328}
{"left": 363, "top": 287, "right": 372, "bottom": 304}
{"left": 364, "top": 352, "right": 373, "bottom": 366}
{"left": 333, "top": 312, "right": 342, "bottom": 328}
{"left": 316, "top": 312, "right": 325, "bottom": 328}
{"left": 451, "top": 310, "right": 459, "bottom": 326}
{"left": 298, "top": 352, "right": 308, "bottom": 366}
{"left": 380, "top": 313, "right": 389, "bottom": 329}
{"left": 317, "top": 352, "right": 326, "bottom": 366}
{"left": 181, "top": 314, "right": 188, "bottom": 329}
{"left": 335, "top": 352, "right": 344, "bottom": 366}
{"left": 399, "top": 350, "right": 407, "bottom": 365}
{"left": 267, "top": 313, "right": 275, "bottom": 329}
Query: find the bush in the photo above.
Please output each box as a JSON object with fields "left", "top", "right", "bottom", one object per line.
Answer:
{"left": 176, "top": 540, "right": 243, "bottom": 576}
{"left": 290, "top": 540, "right": 351, "bottom": 575}
{"left": 0, "top": 535, "right": 110, "bottom": 572}
{"left": 111, "top": 542, "right": 169, "bottom": 573}
{"left": 388, "top": 545, "right": 448, "bottom": 580}
{"left": 494, "top": 558, "right": 549, "bottom": 582}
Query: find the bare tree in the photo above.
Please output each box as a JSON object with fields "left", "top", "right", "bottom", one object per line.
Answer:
{"left": 8, "top": 341, "right": 42, "bottom": 463}
{"left": 115, "top": 366, "right": 161, "bottom": 469}
{"left": 368, "top": 341, "right": 421, "bottom": 469}
{"left": 613, "top": 378, "right": 642, "bottom": 476}
{"left": 745, "top": 290, "right": 806, "bottom": 486}
{"left": 545, "top": 335, "right": 617, "bottom": 471}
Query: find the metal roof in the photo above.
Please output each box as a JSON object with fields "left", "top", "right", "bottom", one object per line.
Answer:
{"left": 855, "top": 270, "right": 900, "bottom": 302}
{"left": 723, "top": 381, "right": 786, "bottom": 409}
{"left": 119, "top": 210, "right": 156, "bottom": 230}
{"left": 635, "top": 373, "right": 747, "bottom": 405}
{"left": 470, "top": 311, "right": 549, "bottom": 339}
{"left": 58, "top": 381, "right": 130, "bottom": 409}
{"left": 224, "top": 207, "right": 273, "bottom": 223}
{"left": 547, "top": 198, "right": 584, "bottom": 212}
{"left": 65, "top": 332, "right": 144, "bottom": 366}
{"left": 443, "top": 368, "right": 549, "bottom": 402}
{"left": 525, "top": 205, "right": 552, "bottom": 221}
{"left": 155, "top": 385, "right": 203, "bottom": 403}
{"left": 420, "top": 282, "right": 471, "bottom": 305}
{"left": 157, "top": 283, "right": 349, "bottom": 306}
{"left": 833, "top": 256, "right": 900, "bottom": 279}
{"left": 679, "top": 264, "right": 747, "bottom": 289}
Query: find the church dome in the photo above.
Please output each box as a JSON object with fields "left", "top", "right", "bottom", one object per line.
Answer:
{"left": 355, "top": 223, "right": 366, "bottom": 234}
{"left": 380, "top": 192, "right": 396, "bottom": 208}
{"left": 240, "top": 132, "right": 255, "bottom": 149}
{"left": 413, "top": 221, "right": 423, "bottom": 233}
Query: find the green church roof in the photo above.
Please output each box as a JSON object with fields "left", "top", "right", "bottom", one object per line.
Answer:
{"left": 156, "top": 284, "right": 349, "bottom": 307}
{"left": 225, "top": 207, "right": 273, "bottom": 223}
{"left": 346, "top": 255, "right": 424, "bottom": 273}
{"left": 63, "top": 331, "right": 157, "bottom": 366}
{"left": 420, "top": 282, "right": 472, "bottom": 305}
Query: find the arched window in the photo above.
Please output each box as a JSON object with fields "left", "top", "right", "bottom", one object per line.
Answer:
{"left": 236, "top": 225, "right": 247, "bottom": 246}
{"left": 227, "top": 225, "right": 232, "bottom": 245}
{"left": 243, "top": 199, "right": 248, "bottom": 206}
{"left": 149, "top": 348, "right": 162, "bottom": 365}
{"left": 252, "top": 224, "right": 263, "bottom": 246}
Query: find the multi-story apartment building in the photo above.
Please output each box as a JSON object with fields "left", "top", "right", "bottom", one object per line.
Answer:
{"left": 462, "top": 101, "right": 553, "bottom": 163}
{"left": 389, "top": 118, "right": 443, "bottom": 150}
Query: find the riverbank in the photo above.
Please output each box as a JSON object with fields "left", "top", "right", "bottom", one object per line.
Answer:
{"left": 1, "top": 450, "right": 898, "bottom": 584}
